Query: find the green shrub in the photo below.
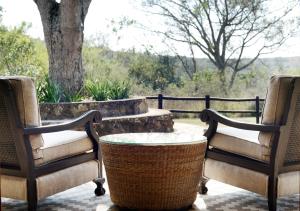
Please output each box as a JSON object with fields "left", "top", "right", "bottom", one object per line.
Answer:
{"left": 85, "top": 80, "right": 110, "bottom": 101}
{"left": 64, "top": 88, "right": 84, "bottom": 102}
{"left": 85, "top": 80, "right": 130, "bottom": 101}
{"left": 37, "top": 76, "right": 61, "bottom": 103}
{"left": 109, "top": 81, "right": 130, "bottom": 100}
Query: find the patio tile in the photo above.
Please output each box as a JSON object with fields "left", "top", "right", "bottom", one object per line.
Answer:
{"left": 2, "top": 180, "right": 299, "bottom": 210}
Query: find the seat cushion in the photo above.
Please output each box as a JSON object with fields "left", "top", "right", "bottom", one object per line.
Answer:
{"left": 1, "top": 160, "right": 99, "bottom": 200}
{"left": 278, "top": 171, "right": 300, "bottom": 197}
{"left": 204, "top": 158, "right": 269, "bottom": 196}
{"left": 36, "top": 160, "right": 99, "bottom": 199}
{"left": 34, "top": 130, "right": 94, "bottom": 166}
{"left": 0, "top": 175, "right": 27, "bottom": 200}
{"left": 210, "top": 127, "right": 270, "bottom": 162}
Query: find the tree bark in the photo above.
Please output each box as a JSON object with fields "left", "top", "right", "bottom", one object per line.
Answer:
{"left": 33, "top": 0, "right": 92, "bottom": 96}
{"left": 218, "top": 68, "right": 228, "bottom": 95}
{"left": 229, "top": 71, "right": 238, "bottom": 90}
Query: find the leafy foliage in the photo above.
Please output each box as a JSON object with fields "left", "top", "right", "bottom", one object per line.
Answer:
{"left": 37, "top": 75, "right": 61, "bottom": 103}
{"left": 63, "top": 89, "right": 84, "bottom": 102}
{"left": 0, "top": 23, "right": 47, "bottom": 77}
{"left": 109, "top": 81, "right": 130, "bottom": 100}
{"left": 85, "top": 80, "right": 130, "bottom": 101}
{"left": 129, "top": 52, "right": 182, "bottom": 91}
{"left": 85, "top": 80, "right": 110, "bottom": 101}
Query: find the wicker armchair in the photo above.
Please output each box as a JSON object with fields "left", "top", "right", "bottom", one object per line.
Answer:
{"left": 0, "top": 77, "right": 105, "bottom": 210}
{"left": 200, "top": 75, "right": 300, "bottom": 211}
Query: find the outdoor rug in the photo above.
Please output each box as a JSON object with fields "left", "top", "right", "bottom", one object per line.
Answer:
{"left": 2, "top": 180, "right": 299, "bottom": 211}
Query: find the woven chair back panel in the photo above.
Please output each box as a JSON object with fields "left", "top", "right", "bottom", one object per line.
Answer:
{"left": 0, "top": 93, "right": 19, "bottom": 166}
{"left": 1, "top": 77, "right": 44, "bottom": 150}
{"left": 259, "top": 76, "right": 294, "bottom": 147}
{"left": 284, "top": 93, "right": 300, "bottom": 164}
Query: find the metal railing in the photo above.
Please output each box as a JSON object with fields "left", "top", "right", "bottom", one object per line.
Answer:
{"left": 146, "top": 94, "right": 265, "bottom": 123}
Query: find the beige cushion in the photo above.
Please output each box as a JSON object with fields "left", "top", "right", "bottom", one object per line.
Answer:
{"left": 259, "top": 76, "right": 295, "bottom": 147}
{"left": 34, "top": 130, "right": 93, "bottom": 166}
{"left": 1, "top": 76, "right": 43, "bottom": 150}
{"left": 204, "top": 158, "right": 269, "bottom": 196}
{"left": 210, "top": 127, "right": 270, "bottom": 162}
{"left": 1, "top": 160, "right": 99, "bottom": 200}
{"left": 278, "top": 171, "right": 300, "bottom": 197}
{"left": 36, "top": 160, "right": 99, "bottom": 199}
{"left": 1, "top": 175, "right": 27, "bottom": 200}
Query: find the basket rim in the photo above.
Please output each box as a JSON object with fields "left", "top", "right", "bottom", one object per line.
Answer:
{"left": 99, "top": 132, "right": 207, "bottom": 146}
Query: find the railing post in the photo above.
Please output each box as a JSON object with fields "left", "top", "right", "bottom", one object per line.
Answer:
{"left": 158, "top": 94, "right": 163, "bottom": 109}
{"left": 205, "top": 95, "right": 210, "bottom": 109}
{"left": 255, "top": 96, "right": 260, "bottom": 124}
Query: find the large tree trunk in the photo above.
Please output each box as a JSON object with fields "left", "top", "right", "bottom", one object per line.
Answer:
{"left": 34, "top": 0, "right": 92, "bottom": 96}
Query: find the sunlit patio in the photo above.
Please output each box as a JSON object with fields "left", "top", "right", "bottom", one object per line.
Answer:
{"left": 2, "top": 174, "right": 299, "bottom": 210}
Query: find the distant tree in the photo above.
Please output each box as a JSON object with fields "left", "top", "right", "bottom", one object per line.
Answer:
{"left": 143, "top": 0, "right": 295, "bottom": 90}
{"left": 163, "top": 37, "right": 197, "bottom": 80}
{"left": 0, "top": 22, "right": 46, "bottom": 77}
{"left": 33, "top": 0, "right": 92, "bottom": 96}
{"left": 129, "top": 52, "right": 181, "bottom": 91}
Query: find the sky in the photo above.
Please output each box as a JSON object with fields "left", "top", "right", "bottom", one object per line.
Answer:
{"left": 1, "top": 0, "right": 300, "bottom": 58}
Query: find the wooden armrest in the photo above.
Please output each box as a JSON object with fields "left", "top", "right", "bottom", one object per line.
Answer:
{"left": 23, "top": 110, "right": 102, "bottom": 135}
{"left": 199, "top": 109, "right": 279, "bottom": 140}
{"left": 200, "top": 109, "right": 279, "bottom": 132}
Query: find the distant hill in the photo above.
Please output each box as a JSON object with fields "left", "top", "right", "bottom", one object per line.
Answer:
{"left": 195, "top": 56, "right": 300, "bottom": 72}
{"left": 255, "top": 57, "right": 300, "bottom": 71}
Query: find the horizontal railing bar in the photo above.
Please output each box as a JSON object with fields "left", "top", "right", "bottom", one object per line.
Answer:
{"left": 210, "top": 97, "right": 264, "bottom": 102}
{"left": 145, "top": 96, "right": 158, "bottom": 100}
{"left": 163, "top": 96, "right": 205, "bottom": 101}
{"left": 218, "top": 110, "right": 259, "bottom": 114}
{"left": 146, "top": 96, "right": 265, "bottom": 102}
{"left": 169, "top": 109, "right": 202, "bottom": 113}
{"left": 169, "top": 109, "right": 262, "bottom": 114}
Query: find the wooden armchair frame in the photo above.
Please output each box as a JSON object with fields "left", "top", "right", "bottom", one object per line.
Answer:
{"left": 0, "top": 80, "right": 105, "bottom": 210}
{"left": 200, "top": 77, "right": 299, "bottom": 211}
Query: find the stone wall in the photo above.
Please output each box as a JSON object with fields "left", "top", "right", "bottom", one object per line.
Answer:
{"left": 40, "top": 97, "right": 174, "bottom": 135}
{"left": 40, "top": 98, "right": 148, "bottom": 120}
{"left": 96, "top": 109, "right": 174, "bottom": 136}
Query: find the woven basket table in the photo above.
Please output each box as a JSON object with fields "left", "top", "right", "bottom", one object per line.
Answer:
{"left": 100, "top": 132, "right": 207, "bottom": 210}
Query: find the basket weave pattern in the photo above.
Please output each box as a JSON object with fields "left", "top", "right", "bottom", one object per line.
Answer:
{"left": 101, "top": 141, "right": 207, "bottom": 210}
{"left": 0, "top": 94, "right": 19, "bottom": 166}
{"left": 285, "top": 94, "right": 300, "bottom": 163}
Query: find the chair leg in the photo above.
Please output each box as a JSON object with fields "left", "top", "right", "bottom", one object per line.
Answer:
{"left": 27, "top": 179, "right": 38, "bottom": 211}
{"left": 199, "top": 177, "right": 209, "bottom": 194}
{"left": 28, "top": 199, "right": 37, "bottom": 211}
{"left": 268, "top": 191, "right": 277, "bottom": 211}
{"left": 93, "top": 178, "right": 106, "bottom": 196}
{"left": 268, "top": 177, "right": 278, "bottom": 211}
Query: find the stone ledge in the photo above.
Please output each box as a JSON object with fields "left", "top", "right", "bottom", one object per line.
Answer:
{"left": 40, "top": 98, "right": 148, "bottom": 120}
{"left": 97, "top": 109, "right": 174, "bottom": 136}
{"left": 42, "top": 109, "right": 174, "bottom": 136}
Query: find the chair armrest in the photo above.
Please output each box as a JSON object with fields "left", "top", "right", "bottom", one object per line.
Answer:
{"left": 200, "top": 109, "right": 279, "bottom": 132}
{"left": 23, "top": 110, "right": 102, "bottom": 135}
{"left": 200, "top": 109, "right": 280, "bottom": 140}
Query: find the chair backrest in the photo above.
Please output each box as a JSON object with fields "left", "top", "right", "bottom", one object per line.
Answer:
{"left": 275, "top": 77, "right": 300, "bottom": 172}
{"left": 258, "top": 76, "right": 295, "bottom": 148}
{"left": 258, "top": 75, "right": 300, "bottom": 172}
{"left": 0, "top": 81, "right": 20, "bottom": 167}
{"left": 0, "top": 77, "right": 43, "bottom": 169}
